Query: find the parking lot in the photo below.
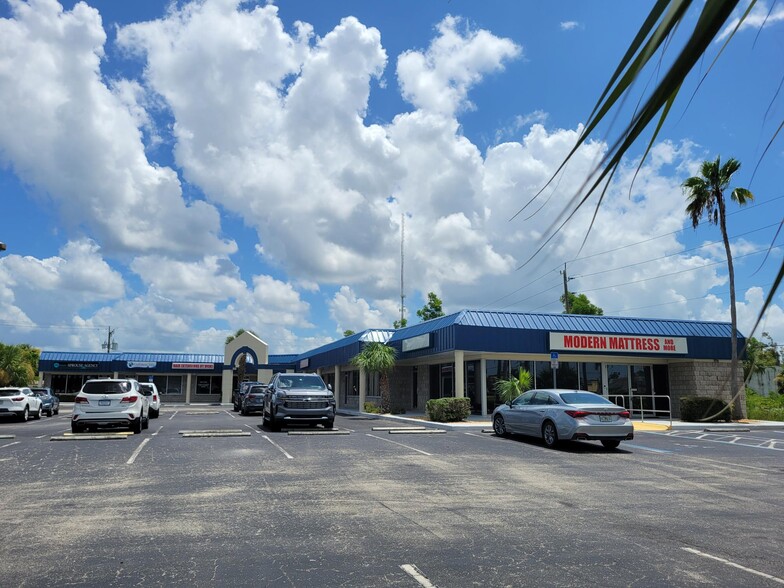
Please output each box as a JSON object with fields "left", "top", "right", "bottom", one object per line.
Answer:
{"left": 1, "top": 407, "right": 783, "bottom": 587}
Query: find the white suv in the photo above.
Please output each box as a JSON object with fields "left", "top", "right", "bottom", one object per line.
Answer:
{"left": 138, "top": 383, "right": 161, "bottom": 418}
{"left": 71, "top": 379, "right": 149, "bottom": 434}
{"left": 0, "top": 387, "right": 43, "bottom": 421}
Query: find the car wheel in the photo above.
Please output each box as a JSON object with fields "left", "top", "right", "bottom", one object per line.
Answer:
{"left": 323, "top": 420, "right": 334, "bottom": 430}
{"left": 233, "top": 403, "right": 239, "bottom": 412}
{"left": 601, "top": 439, "right": 621, "bottom": 450}
{"left": 33, "top": 405, "right": 42, "bottom": 420}
{"left": 19, "top": 406, "right": 29, "bottom": 422}
{"left": 142, "top": 413, "right": 149, "bottom": 430}
{"left": 542, "top": 421, "right": 559, "bottom": 448}
{"left": 54, "top": 408, "right": 59, "bottom": 415}
{"left": 262, "top": 407, "right": 270, "bottom": 427}
{"left": 493, "top": 415, "right": 507, "bottom": 436}
{"left": 132, "top": 417, "right": 143, "bottom": 434}
{"left": 46, "top": 408, "right": 53, "bottom": 417}
{"left": 269, "top": 410, "right": 280, "bottom": 432}
{"left": 150, "top": 408, "right": 158, "bottom": 419}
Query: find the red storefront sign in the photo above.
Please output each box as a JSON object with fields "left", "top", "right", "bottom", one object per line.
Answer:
{"left": 549, "top": 332, "right": 687, "bottom": 354}
{"left": 172, "top": 362, "right": 214, "bottom": 370}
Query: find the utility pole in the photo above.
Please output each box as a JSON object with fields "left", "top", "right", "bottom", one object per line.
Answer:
{"left": 561, "top": 263, "right": 571, "bottom": 313}
{"left": 102, "top": 327, "right": 118, "bottom": 353}
{"left": 399, "top": 213, "right": 406, "bottom": 325}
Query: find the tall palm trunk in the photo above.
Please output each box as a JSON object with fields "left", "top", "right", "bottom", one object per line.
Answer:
{"left": 718, "top": 196, "right": 742, "bottom": 418}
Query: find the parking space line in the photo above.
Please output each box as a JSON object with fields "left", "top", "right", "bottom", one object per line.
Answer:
{"left": 168, "top": 410, "right": 178, "bottom": 420}
{"left": 35, "top": 434, "right": 47, "bottom": 439}
{"left": 262, "top": 434, "right": 293, "bottom": 459}
{"left": 244, "top": 424, "right": 262, "bottom": 434}
{"left": 682, "top": 547, "right": 784, "bottom": 585}
{"left": 127, "top": 438, "right": 151, "bottom": 465}
{"left": 225, "top": 411, "right": 236, "bottom": 419}
{"left": 400, "top": 564, "right": 436, "bottom": 587}
{"left": 152, "top": 425, "right": 163, "bottom": 437}
{"left": 1, "top": 441, "right": 20, "bottom": 449}
{"left": 366, "top": 433, "right": 432, "bottom": 456}
{"left": 623, "top": 443, "right": 672, "bottom": 454}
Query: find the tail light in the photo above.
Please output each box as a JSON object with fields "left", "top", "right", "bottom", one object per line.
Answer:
{"left": 120, "top": 395, "right": 139, "bottom": 403}
{"left": 153, "top": 395, "right": 158, "bottom": 401}
{"left": 565, "top": 410, "right": 590, "bottom": 418}
{"left": 74, "top": 396, "right": 89, "bottom": 404}
{"left": 618, "top": 410, "right": 630, "bottom": 418}
{"left": 248, "top": 394, "right": 258, "bottom": 399}
{"left": 11, "top": 396, "right": 24, "bottom": 401}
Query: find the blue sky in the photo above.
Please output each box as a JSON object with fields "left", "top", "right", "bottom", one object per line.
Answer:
{"left": 0, "top": 0, "right": 782, "bottom": 355}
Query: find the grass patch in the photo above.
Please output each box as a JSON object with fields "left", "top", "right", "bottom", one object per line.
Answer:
{"left": 746, "top": 390, "right": 784, "bottom": 421}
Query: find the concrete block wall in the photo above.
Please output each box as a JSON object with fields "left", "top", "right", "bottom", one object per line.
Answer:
{"left": 668, "top": 361, "right": 746, "bottom": 419}
{"left": 388, "top": 366, "right": 412, "bottom": 410}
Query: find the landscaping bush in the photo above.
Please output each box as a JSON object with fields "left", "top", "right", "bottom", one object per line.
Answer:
{"left": 746, "top": 390, "right": 784, "bottom": 421}
{"left": 363, "top": 402, "right": 383, "bottom": 414}
{"left": 679, "top": 396, "right": 733, "bottom": 422}
{"left": 426, "top": 397, "right": 470, "bottom": 422}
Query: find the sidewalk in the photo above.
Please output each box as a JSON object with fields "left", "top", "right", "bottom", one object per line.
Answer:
{"left": 336, "top": 408, "right": 784, "bottom": 432}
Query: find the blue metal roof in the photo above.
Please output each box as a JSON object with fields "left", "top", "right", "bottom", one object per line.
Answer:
{"left": 40, "top": 351, "right": 118, "bottom": 362}
{"left": 294, "top": 329, "right": 394, "bottom": 368}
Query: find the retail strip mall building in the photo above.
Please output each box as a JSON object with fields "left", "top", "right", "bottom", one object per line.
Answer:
{"left": 39, "top": 310, "right": 746, "bottom": 419}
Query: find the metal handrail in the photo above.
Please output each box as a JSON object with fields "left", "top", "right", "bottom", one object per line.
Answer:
{"left": 612, "top": 394, "right": 672, "bottom": 428}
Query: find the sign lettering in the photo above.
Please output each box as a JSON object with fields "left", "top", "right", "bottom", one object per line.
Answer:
{"left": 550, "top": 332, "right": 687, "bottom": 354}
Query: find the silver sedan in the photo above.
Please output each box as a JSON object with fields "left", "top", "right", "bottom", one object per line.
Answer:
{"left": 491, "top": 389, "right": 634, "bottom": 449}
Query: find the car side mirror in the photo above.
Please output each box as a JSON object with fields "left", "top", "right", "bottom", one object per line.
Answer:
{"left": 328, "top": 384, "right": 332, "bottom": 391}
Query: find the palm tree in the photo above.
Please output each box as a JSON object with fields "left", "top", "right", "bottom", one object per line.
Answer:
{"left": 350, "top": 342, "right": 397, "bottom": 413}
{"left": 0, "top": 343, "right": 37, "bottom": 386}
{"left": 494, "top": 368, "right": 532, "bottom": 405}
{"left": 684, "top": 156, "right": 753, "bottom": 417}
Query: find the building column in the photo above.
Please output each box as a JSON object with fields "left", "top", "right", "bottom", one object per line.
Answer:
{"left": 359, "top": 367, "right": 367, "bottom": 411}
{"left": 221, "top": 368, "right": 233, "bottom": 404}
{"left": 185, "top": 373, "right": 192, "bottom": 404}
{"left": 334, "top": 365, "right": 341, "bottom": 410}
{"left": 480, "top": 358, "right": 487, "bottom": 417}
{"left": 454, "top": 350, "right": 465, "bottom": 398}
{"left": 113, "top": 371, "right": 119, "bottom": 379}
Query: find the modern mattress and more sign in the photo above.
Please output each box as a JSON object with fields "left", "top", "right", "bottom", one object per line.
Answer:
{"left": 549, "top": 333, "right": 688, "bottom": 354}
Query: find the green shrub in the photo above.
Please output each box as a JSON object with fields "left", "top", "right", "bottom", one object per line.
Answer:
{"left": 679, "top": 396, "right": 732, "bottom": 422}
{"left": 426, "top": 397, "right": 470, "bottom": 422}
{"left": 746, "top": 390, "right": 784, "bottom": 421}
{"left": 363, "top": 402, "right": 383, "bottom": 414}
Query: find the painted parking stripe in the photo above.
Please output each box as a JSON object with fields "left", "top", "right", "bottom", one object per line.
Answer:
{"left": 262, "top": 434, "right": 293, "bottom": 459}
{"left": 400, "top": 564, "right": 436, "bottom": 588}
{"left": 168, "top": 410, "right": 178, "bottom": 420}
{"left": 366, "top": 433, "right": 432, "bottom": 456}
{"left": 224, "top": 410, "right": 236, "bottom": 419}
{"left": 682, "top": 547, "right": 784, "bottom": 585}
{"left": 623, "top": 443, "right": 672, "bottom": 454}
{"left": 152, "top": 425, "right": 163, "bottom": 437}
{"left": 244, "top": 424, "right": 262, "bottom": 434}
{"left": 1, "top": 441, "right": 20, "bottom": 449}
{"left": 127, "top": 438, "right": 151, "bottom": 465}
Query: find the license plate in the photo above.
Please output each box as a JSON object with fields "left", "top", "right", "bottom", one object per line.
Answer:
{"left": 598, "top": 415, "right": 613, "bottom": 422}
{"left": 98, "top": 399, "right": 111, "bottom": 406}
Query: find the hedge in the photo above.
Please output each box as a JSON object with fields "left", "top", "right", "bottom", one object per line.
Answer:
{"left": 679, "top": 396, "right": 732, "bottom": 422}
{"left": 426, "top": 397, "right": 470, "bottom": 422}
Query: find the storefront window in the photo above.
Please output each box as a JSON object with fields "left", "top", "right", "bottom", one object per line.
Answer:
{"left": 154, "top": 375, "right": 183, "bottom": 395}
{"left": 556, "top": 361, "right": 579, "bottom": 389}
{"left": 535, "top": 361, "right": 554, "bottom": 388}
{"left": 579, "top": 363, "right": 603, "bottom": 394}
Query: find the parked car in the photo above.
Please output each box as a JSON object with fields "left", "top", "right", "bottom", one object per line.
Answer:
{"left": 0, "top": 387, "right": 43, "bottom": 421}
{"left": 138, "top": 383, "right": 161, "bottom": 418}
{"left": 71, "top": 379, "right": 149, "bottom": 434}
{"left": 240, "top": 384, "right": 267, "bottom": 416}
{"left": 31, "top": 387, "right": 59, "bottom": 417}
{"left": 233, "top": 381, "right": 262, "bottom": 412}
{"left": 491, "top": 389, "right": 633, "bottom": 449}
{"left": 262, "top": 373, "right": 335, "bottom": 431}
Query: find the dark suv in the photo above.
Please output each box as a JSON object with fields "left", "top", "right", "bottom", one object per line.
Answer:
{"left": 262, "top": 373, "right": 335, "bottom": 431}
{"left": 31, "top": 387, "right": 60, "bottom": 417}
{"left": 233, "top": 381, "right": 262, "bottom": 412}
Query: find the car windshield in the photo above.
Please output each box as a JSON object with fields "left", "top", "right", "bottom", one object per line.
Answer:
{"left": 558, "top": 392, "right": 613, "bottom": 405}
{"left": 33, "top": 391, "right": 48, "bottom": 397}
{"left": 0, "top": 389, "right": 22, "bottom": 396}
{"left": 247, "top": 386, "right": 265, "bottom": 394}
{"left": 82, "top": 381, "right": 132, "bottom": 395}
{"left": 277, "top": 376, "right": 326, "bottom": 390}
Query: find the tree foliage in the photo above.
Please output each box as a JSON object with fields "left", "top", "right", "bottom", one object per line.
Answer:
{"left": 743, "top": 333, "right": 782, "bottom": 380}
{"left": 350, "top": 342, "right": 397, "bottom": 413}
{"left": 684, "top": 156, "right": 752, "bottom": 416}
{"left": 520, "top": 0, "right": 782, "bottom": 356}
{"left": 494, "top": 368, "right": 532, "bottom": 405}
{"left": 561, "top": 292, "right": 603, "bottom": 315}
{"left": 343, "top": 330, "right": 355, "bottom": 337}
{"left": 0, "top": 342, "right": 39, "bottom": 387}
{"left": 393, "top": 318, "right": 408, "bottom": 329}
{"left": 417, "top": 292, "right": 445, "bottom": 322}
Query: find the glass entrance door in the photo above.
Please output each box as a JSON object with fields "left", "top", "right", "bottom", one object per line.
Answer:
{"left": 605, "top": 364, "right": 654, "bottom": 417}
